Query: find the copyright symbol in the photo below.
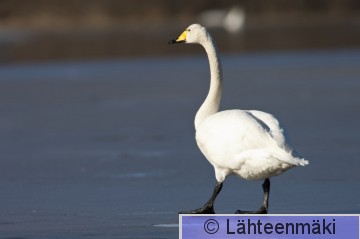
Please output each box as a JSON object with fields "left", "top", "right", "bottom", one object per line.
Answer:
{"left": 204, "top": 219, "right": 219, "bottom": 234}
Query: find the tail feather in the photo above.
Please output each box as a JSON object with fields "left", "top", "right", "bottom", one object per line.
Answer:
{"left": 293, "top": 157, "right": 309, "bottom": 166}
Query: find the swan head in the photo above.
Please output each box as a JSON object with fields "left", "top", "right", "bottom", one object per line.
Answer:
{"left": 168, "top": 24, "right": 208, "bottom": 44}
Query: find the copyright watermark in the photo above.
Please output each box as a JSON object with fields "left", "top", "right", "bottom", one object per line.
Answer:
{"left": 203, "top": 219, "right": 219, "bottom": 234}
{"left": 180, "top": 215, "right": 360, "bottom": 239}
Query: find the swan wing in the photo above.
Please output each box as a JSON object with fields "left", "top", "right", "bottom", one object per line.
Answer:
{"left": 245, "top": 110, "right": 308, "bottom": 165}
{"left": 246, "top": 110, "right": 286, "bottom": 146}
{"left": 196, "top": 110, "right": 308, "bottom": 170}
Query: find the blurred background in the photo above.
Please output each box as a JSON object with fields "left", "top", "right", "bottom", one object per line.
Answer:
{"left": 1, "top": 0, "right": 360, "bottom": 62}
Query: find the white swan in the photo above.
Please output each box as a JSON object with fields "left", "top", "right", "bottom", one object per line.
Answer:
{"left": 169, "top": 24, "right": 308, "bottom": 214}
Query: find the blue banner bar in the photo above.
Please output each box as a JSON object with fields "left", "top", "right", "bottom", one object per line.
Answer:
{"left": 180, "top": 215, "right": 359, "bottom": 239}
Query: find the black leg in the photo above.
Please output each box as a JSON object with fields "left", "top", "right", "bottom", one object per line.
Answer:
{"left": 179, "top": 181, "right": 223, "bottom": 214}
{"left": 235, "top": 178, "right": 270, "bottom": 214}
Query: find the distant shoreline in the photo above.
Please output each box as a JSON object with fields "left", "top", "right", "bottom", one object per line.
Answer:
{"left": 1, "top": 0, "right": 360, "bottom": 63}
{"left": 1, "top": 21, "right": 359, "bottom": 63}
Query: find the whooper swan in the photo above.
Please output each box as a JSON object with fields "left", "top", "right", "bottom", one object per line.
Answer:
{"left": 169, "top": 24, "right": 308, "bottom": 214}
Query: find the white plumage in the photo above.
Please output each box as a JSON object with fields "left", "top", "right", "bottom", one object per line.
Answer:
{"left": 196, "top": 109, "right": 307, "bottom": 182}
{"left": 169, "top": 24, "right": 308, "bottom": 214}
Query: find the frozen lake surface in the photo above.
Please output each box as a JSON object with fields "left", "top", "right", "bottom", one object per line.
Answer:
{"left": 0, "top": 50, "right": 360, "bottom": 238}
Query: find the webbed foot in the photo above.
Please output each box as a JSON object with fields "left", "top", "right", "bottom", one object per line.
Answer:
{"left": 179, "top": 203, "right": 215, "bottom": 214}
{"left": 234, "top": 205, "right": 267, "bottom": 214}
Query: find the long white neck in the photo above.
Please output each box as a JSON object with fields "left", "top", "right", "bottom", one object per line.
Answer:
{"left": 194, "top": 33, "right": 223, "bottom": 130}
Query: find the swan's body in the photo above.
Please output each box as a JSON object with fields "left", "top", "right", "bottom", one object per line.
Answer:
{"left": 169, "top": 24, "right": 308, "bottom": 214}
{"left": 196, "top": 109, "right": 307, "bottom": 182}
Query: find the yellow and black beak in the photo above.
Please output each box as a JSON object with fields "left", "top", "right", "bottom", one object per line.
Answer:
{"left": 168, "top": 29, "right": 188, "bottom": 44}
